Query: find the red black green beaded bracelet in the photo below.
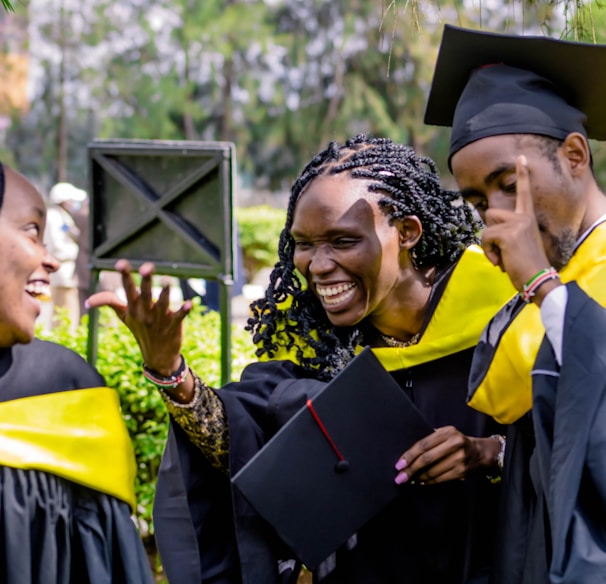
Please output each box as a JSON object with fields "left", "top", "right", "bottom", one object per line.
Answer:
{"left": 520, "top": 267, "right": 560, "bottom": 303}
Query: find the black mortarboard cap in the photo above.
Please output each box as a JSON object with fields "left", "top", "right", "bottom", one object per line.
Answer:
{"left": 424, "top": 25, "right": 606, "bottom": 163}
{"left": 231, "top": 347, "right": 433, "bottom": 570}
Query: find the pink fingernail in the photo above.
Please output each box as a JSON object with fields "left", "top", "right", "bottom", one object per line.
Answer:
{"left": 395, "top": 459, "right": 407, "bottom": 471}
{"left": 395, "top": 472, "right": 408, "bottom": 485}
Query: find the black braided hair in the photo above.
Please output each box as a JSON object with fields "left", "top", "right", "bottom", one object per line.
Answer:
{"left": 246, "top": 135, "right": 482, "bottom": 380}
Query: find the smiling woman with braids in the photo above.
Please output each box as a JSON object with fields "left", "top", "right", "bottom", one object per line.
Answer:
{"left": 88, "top": 135, "right": 516, "bottom": 584}
{"left": 249, "top": 136, "right": 495, "bottom": 377}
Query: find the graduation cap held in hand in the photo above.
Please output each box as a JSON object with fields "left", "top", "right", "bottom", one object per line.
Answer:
{"left": 424, "top": 25, "right": 606, "bottom": 164}
{"left": 231, "top": 347, "right": 433, "bottom": 570}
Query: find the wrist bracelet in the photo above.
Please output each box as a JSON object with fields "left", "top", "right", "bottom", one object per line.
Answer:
{"left": 143, "top": 355, "right": 189, "bottom": 389}
{"left": 490, "top": 434, "right": 506, "bottom": 471}
{"left": 520, "top": 267, "right": 560, "bottom": 303}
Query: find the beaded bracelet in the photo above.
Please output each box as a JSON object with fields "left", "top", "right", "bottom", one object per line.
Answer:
{"left": 143, "top": 355, "right": 189, "bottom": 389}
{"left": 520, "top": 267, "right": 560, "bottom": 303}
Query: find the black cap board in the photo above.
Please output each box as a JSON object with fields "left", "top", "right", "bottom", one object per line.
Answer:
{"left": 424, "top": 25, "right": 606, "bottom": 161}
{"left": 231, "top": 346, "right": 433, "bottom": 570}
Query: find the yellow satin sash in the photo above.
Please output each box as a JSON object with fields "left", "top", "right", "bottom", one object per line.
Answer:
{"left": 367, "top": 245, "right": 515, "bottom": 370}
{"left": 468, "top": 223, "right": 606, "bottom": 424}
{"left": 0, "top": 387, "right": 136, "bottom": 510}
{"left": 261, "top": 245, "right": 515, "bottom": 370}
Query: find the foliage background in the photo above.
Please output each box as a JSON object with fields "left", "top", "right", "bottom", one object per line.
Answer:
{"left": 236, "top": 205, "right": 286, "bottom": 280}
{"left": 4, "top": 0, "right": 606, "bottom": 197}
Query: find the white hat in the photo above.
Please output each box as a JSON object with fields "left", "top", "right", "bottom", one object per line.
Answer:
{"left": 49, "top": 182, "right": 87, "bottom": 205}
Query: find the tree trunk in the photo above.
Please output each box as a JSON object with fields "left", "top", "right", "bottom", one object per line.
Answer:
{"left": 56, "top": 0, "right": 68, "bottom": 182}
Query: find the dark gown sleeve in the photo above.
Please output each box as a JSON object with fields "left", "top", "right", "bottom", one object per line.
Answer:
{"left": 533, "top": 282, "right": 606, "bottom": 582}
{"left": 490, "top": 413, "right": 547, "bottom": 584}
{"left": 0, "top": 340, "right": 154, "bottom": 584}
{"left": 153, "top": 359, "right": 325, "bottom": 584}
{"left": 492, "top": 282, "right": 606, "bottom": 584}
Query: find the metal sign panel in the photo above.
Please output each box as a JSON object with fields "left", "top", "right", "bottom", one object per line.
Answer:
{"left": 86, "top": 139, "right": 237, "bottom": 383}
{"left": 88, "top": 138, "right": 236, "bottom": 280}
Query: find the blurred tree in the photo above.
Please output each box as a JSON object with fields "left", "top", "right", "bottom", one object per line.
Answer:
{"left": 6, "top": 0, "right": 101, "bottom": 188}
{"left": 2, "top": 0, "right": 606, "bottom": 191}
{"left": 559, "top": 1, "right": 606, "bottom": 188}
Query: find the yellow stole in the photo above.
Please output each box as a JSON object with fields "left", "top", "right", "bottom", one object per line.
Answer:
{"left": 0, "top": 387, "right": 136, "bottom": 510}
{"left": 367, "top": 245, "right": 515, "bottom": 370}
{"left": 468, "top": 222, "right": 606, "bottom": 424}
{"left": 262, "top": 245, "right": 516, "bottom": 370}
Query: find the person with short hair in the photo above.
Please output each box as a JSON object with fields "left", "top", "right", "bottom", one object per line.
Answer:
{"left": 424, "top": 25, "right": 606, "bottom": 583}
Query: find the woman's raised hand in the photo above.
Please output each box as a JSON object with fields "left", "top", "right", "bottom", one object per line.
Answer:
{"left": 85, "top": 259, "right": 193, "bottom": 376}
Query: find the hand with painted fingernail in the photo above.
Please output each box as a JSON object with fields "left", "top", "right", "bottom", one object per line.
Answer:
{"left": 394, "top": 426, "right": 498, "bottom": 486}
{"left": 394, "top": 457, "right": 409, "bottom": 485}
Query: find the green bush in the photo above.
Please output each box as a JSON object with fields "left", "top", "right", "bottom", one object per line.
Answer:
{"left": 37, "top": 305, "right": 256, "bottom": 576}
{"left": 236, "top": 205, "right": 286, "bottom": 281}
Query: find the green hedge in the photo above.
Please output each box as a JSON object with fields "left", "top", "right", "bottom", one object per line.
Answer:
{"left": 236, "top": 205, "right": 286, "bottom": 281}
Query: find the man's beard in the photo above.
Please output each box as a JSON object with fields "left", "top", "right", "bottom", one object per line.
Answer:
{"left": 548, "top": 228, "right": 577, "bottom": 271}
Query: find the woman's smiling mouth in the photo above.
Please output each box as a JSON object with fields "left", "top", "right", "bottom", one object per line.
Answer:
{"left": 25, "top": 281, "right": 51, "bottom": 302}
{"left": 316, "top": 282, "right": 357, "bottom": 306}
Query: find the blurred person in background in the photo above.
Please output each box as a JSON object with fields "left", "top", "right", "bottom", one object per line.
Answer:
{"left": 72, "top": 192, "right": 91, "bottom": 319}
{"left": 42, "top": 181, "right": 87, "bottom": 329}
{"left": 179, "top": 227, "right": 246, "bottom": 313}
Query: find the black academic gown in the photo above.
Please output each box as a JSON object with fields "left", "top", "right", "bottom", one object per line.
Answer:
{"left": 0, "top": 339, "right": 154, "bottom": 584}
{"left": 155, "top": 352, "right": 504, "bottom": 584}
{"left": 154, "top": 360, "right": 318, "bottom": 584}
{"left": 490, "top": 282, "right": 606, "bottom": 584}
{"left": 153, "top": 248, "right": 515, "bottom": 584}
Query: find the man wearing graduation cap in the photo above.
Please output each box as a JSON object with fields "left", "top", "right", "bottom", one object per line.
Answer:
{"left": 424, "top": 25, "right": 606, "bottom": 584}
